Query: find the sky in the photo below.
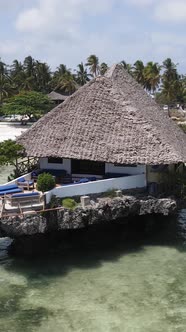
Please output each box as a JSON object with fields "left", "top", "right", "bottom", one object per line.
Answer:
{"left": 0, "top": 0, "right": 186, "bottom": 72}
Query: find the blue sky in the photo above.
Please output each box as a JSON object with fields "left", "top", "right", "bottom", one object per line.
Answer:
{"left": 0, "top": 0, "right": 186, "bottom": 72}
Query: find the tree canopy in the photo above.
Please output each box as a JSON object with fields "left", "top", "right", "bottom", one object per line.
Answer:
{"left": 0, "top": 139, "right": 24, "bottom": 167}
{"left": 0, "top": 54, "right": 185, "bottom": 110}
{"left": 2, "top": 91, "right": 53, "bottom": 119}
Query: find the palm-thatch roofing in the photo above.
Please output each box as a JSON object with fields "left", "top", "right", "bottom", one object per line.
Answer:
{"left": 18, "top": 64, "right": 186, "bottom": 165}
{"left": 48, "top": 91, "right": 68, "bottom": 101}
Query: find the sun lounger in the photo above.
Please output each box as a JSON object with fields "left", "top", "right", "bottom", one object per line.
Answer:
{"left": 0, "top": 184, "right": 19, "bottom": 192}
{"left": 10, "top": 192, "right": 41, "bottom": 206}
{"left": 17, "top": 177, "right": 34, "bottom": 190}
{"left": 0, "top": 188, "right": 23, "bottom": 196}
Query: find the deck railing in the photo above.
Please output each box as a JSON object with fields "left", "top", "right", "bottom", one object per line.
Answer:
{"left": 16, "top": 157, "right": 39, "bottom": 176}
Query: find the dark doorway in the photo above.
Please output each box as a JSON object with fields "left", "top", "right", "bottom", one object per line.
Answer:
{"left": 71, "top": 159, "right": 105, "bottom": 175}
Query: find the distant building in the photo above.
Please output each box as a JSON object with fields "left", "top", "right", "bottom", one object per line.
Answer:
{"left": 47, "top": 91, "right": 68, "bottom": 105}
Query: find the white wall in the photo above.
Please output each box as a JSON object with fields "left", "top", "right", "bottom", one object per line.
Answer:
{"left": 40, "top": 158, "right": 71, "bottom": 174}
{"left": 39, "top": 159, "right": 146, "bottom": 177}
{"left": 45, "top": 174, "right": 146, "bottom": 204}
{"left": 105, "top": 163, "right": 146, "bottom": 175}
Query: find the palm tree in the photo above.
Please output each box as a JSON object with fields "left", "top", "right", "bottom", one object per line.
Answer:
{"left": 0, "top": 59, "right": 14, "bottom": 103}
{"left": 162, "top": 58, "right": 178, "bottom": 81}
{"left": 21, "top": 76, "right": 36, "bottom": 91}
{"left": 54, "top": 64, "right": 71, "bottom": 77}
{"left": 10, "top": 59, "right": 25, "bottom": 92}
{"left": 11, "top": 60, "right": 23, "bottom": 76}
{"left": 161, "top": 58, "right": 180, "bottom": 107}
{"left": 161, "top": 80, "right": 177, "bottom": 105}
{"left": 100, "top": 63, "right": 108, "bottom": 75}
{"left": 86, "top": 55, "right": 99, "bottom": 77}
{"left": 120, "top": 61, "right": 133, "bottom": 75}
{"left": 143, "top": 62, "right": 161, "bottom": 93}
{"left": 76, "top": 62, "right": 91, "bottom": 86}
{"left": 0, "top": 75, "right": 14, "bottom": 103}
{"left": 23, "top": 56, "right": 36, "bottom": 78}
{"left": 51, "top": 64, "right": 71, "bottom": 90}
{"left": 35, "top": 61, "right": 51, "bottom": 93}
{"left": 133, "top": 60, "right": 145, "bottom": 84}
{"left": 55, "top": 72, "right": 78, "bottom": 95}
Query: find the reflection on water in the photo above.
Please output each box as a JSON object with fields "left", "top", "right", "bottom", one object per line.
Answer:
{"left": 0, "top": 213, "right": 186, "bottom": 331}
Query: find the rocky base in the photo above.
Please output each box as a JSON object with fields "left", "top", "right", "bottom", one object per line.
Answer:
{"left": 0, "top": 195, "right": 177, "bottom": 239}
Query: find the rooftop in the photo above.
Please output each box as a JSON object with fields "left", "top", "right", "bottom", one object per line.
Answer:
{"left": 48, "top": 91, "right": 68, "bottom": 101}
{"left": 18, "top": 64, "right": 186, "bottom": 165}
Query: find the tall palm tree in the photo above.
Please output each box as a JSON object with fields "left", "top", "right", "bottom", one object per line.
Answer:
{"left": 133, "top": 60, "right": 145, "bottom": 84}
{"left": 21, "top": 76, "right": 36, "bottom": 91}
{"left": 35, "top": 61, "right": 51, "bottom": 93}
{"left": 23, "top": 55, "right": 36, "bottom": 78}
{"left": 11, "top": 60, "right": 23, "bottom": 76}
{"left": 0, "top": 59, "right": 14, "bottom": 103}
{"left": 161, "top": 58, "right": 180, "bottom": 107}
{"left": 76, "top": 62, "right": 91, "bottom": 86}
{"left": 54, "top": 64, "right": 71, "bottom": 78}
{"left": 86, "top": 55, "right": 99, "bottom": 77}
{"left": 10, "top": 59, "right": 25, "bottom": 92}
{"left": 120, "top": 61, "right": 133, "bottom": 75}
{"left": 51, "top": 64, "right": 71, "bottom": 90}
{"left": 0, "top": 75, "right": 14, "bottom": 103}
{"left": 161, "top": 80, "right": 177, "bottom": 105}
{"left": 162, "top": 58, "right": 178, "bottom": 81}
{"left": 55, "top": 72, "right": 78, "bottom": 95}
{"left": 143, "top": 62, "right": 161, "bottom": 93}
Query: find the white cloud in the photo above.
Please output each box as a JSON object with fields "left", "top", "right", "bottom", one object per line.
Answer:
{"left": 154, "top": 0, "right": 186, "bottom": 22}
{"left": 0, "top": 0, "right": 186, "bottom": 73}
{"left": 16, "top": 0, "right": 113, "bottom": 33}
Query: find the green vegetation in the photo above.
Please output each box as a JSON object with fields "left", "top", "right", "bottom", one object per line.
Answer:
{"left": 37, "top": 173, "right": 56, "bottom": 192}
{"left": 100, "top": 189, "right": 117, "bottom": 198}
{"left": 62, "top": 198, "right": 78, "bottom": 210}
{"left": 2, "top": 91, "right": 53, "bottom": 119}
{"left": 0, "top": 55, "right": 185, "bottom": 113}
{"left": 159, "top": 165, "right": 186, "bottom": 198}
{"left": 49, "top": 195, "right": 61, "bottom": 208}
{"left": 0, "top": 139, "right": 23, "bottom": 167}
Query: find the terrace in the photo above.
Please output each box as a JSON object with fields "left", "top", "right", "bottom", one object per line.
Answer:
{"left": 0, "top": 174, "right": 44, "bottom": 217}
{"left": 0, "top": 166, "right": 146, "bottom": 217}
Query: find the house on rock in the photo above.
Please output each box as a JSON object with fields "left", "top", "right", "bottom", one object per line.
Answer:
{"left": 17, "top": 64, "right": 186, "bottom": 203}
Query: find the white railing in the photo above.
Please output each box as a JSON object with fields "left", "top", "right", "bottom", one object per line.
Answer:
{"left": 45, "top": 174, "right": 146, "bottom": 204}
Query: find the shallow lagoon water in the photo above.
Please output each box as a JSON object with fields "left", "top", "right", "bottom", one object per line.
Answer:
{"left": 0, "top": 213, "right": 186, "bottom": 332}
{"left": 0, "top": 123, "right": 186, "bottom": 331}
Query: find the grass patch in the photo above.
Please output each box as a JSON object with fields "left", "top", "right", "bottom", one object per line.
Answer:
{"left": 62, "top": 198, "right": 78, "bottom": 210}
{"left": 100, "top": 189, "right": 117, "bottom": 198}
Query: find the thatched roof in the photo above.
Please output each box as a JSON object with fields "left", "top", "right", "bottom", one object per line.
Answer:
{"left": 48, "top": 91, "right": 68, "bottom": 101}
{"left": 18, "top": 64, "right": 186, "bottom": 165}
